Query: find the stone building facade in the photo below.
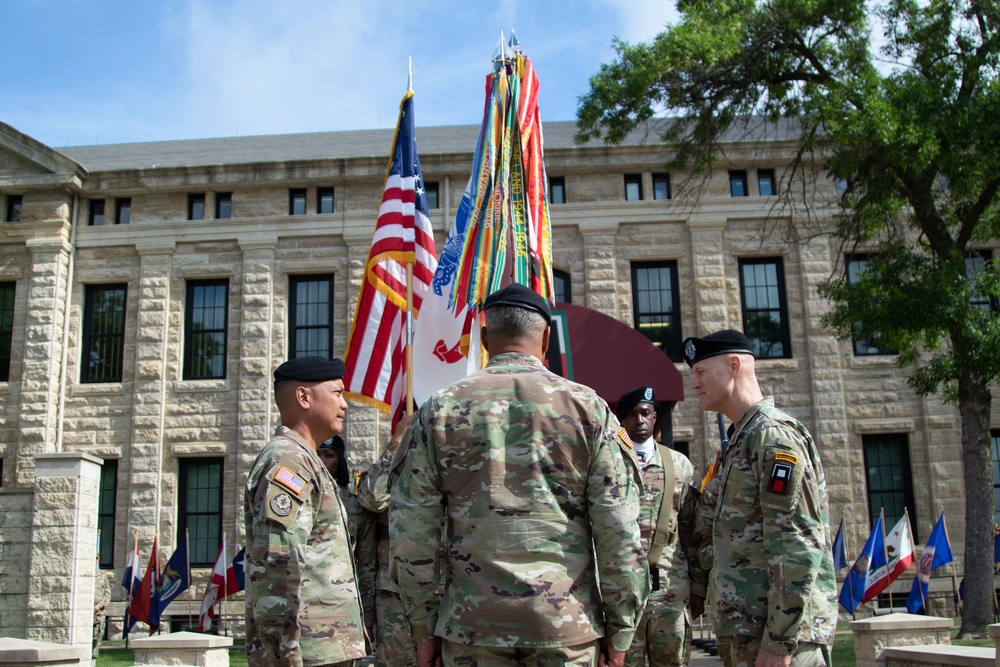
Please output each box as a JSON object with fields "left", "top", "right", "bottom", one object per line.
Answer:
{"left": 0, "top": 117, "right": 992, "bottom": 641}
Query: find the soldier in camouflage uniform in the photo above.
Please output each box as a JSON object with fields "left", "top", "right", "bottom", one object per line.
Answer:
{"left": 318, "top": 435, "right": 363, "bottom": 543}
{"left": 92, "top": 563, "right": 111, "bottom": 657}
{"left": 616, "top": 387, "right": 706, "bottom": 667}
{"left": 244, "top": 356, "right": 366, "bottom": 667}
{"left": 683, "top": 331, "right": 836, "bottom": 667}
{"left": 389, "top": 283, "right": 650, "bottom": 667}
{"left": 355, "top": 418, "right": 428, "bottom": 667}
{"left": 695, "top": 468, "right": 733, "bottom": 667}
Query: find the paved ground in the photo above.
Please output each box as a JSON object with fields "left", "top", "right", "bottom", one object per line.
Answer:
{"left": 690, "top": 645, "right": 725, "bottom": 666}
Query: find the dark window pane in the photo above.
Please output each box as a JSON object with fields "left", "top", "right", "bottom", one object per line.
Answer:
{"left": 216, "top": 193, "right": 232, "bottom": 219}
{"left": 290, "top": 275, "right": 334, "bottom": 358}
{"left": 179, "top": 458, "right": 223, "bottom": 566}
{"left": 625, "top": 174, "right": 642, "bottom": 201}
{"left": 82, "top": 284, "right": 127, "bottom": 383}
{"left": 0, "top": 283, "right": 14, "bottom": 381}
{"left": 549, "top": 177, "right": 566, "bottom": 205}
{"left": 98, "top": 460, "right": 118, "bottom": 568}
{"left": 553, "top": 269, "right": 571, "bottom": 304}
{"left": 632, "top": 262, "right": 682, "bottom": 362}
{"left": 317, "top": 187, "right": 335, "bottom": 215}
{"left": 115, "top": 198, "right": 131, "bottom": 225}
{"left": 188, "top": 194, "right": 206, "bottom": 221}
{"left": 863, "top": 434, "right": 917, "bottom": 542}
{"left": 289, "top": 189, "right": 307, "bottom": 216}
{"left": 89, "top": 199, "right": 105, "bottom": 226}
{"left": 184, "top": 280, "right": 228, "bottom": 380}
{"left": 758, "top": 169, "right": 775, "bottom": 197}
{"left": 653, "top": 174, "right": 671, "bottom": 200}
{"left": 425, "top": 182, "right": 439, "bottom": 209}
{"left": 730, "top": 171, "right": 748, "bottom": 197}
{"left": 6, "top": 195, "right": 23, "bottom": 222}
{"left": 739, "top": 258, "right": 790, "bottom": 359}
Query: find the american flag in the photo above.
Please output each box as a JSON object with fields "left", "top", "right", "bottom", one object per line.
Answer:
{"left": 343, "top": 90, "right": 437, "bottom": 421}
{"left": 274, "top": 466, "right": 306, "bottom": 494}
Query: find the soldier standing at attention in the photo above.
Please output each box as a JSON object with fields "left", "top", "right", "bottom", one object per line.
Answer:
{"left": 682, "top": 330, "right": 836, "bottom": 667}
{"left": 390, "top": 283, "right": 649, "bottom": 667}
{"left": 244, "top": 356, "right": 366, "bottom": 667}
{"left": 616, "top": 387, "right": 706, "bottom": 667}
{"left": 355, "top": 417, "right": 427, "bottom": 667}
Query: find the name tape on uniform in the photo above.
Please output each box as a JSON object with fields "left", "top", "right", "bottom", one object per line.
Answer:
{"left": 274, "top": 466, "right": 307, "bottom": 494}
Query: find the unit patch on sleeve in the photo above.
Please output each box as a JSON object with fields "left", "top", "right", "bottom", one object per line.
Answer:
{"left": 767, "top": 462, "right": 794, "bottom": 494}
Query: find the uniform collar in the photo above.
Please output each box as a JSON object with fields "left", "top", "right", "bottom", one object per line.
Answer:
{"left": 730, "top": 397, "right": 775, "bottom": 440}
{"left": 485, "top": 352, "right": 545, "bottom": 368}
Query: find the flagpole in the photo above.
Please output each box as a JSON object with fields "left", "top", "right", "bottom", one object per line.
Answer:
{"left": 125, "top": 528, "right": 137, "bottom": 649}
{"left": 222, "top": 531, "right": 228, "bottom": 637}
{"left": 405, "top": 262, "right": 415, "bottom": 416}
{"left": 940, "top": 509, "right": 961, "bottom": 616}
{"left": 880, "top": 508, "right": 891, "bottom": 611}
{"left": 186, "top": 529, "right": 193, "bottom": 632}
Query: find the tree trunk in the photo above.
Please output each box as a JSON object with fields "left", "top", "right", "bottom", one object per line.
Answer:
{"left": 956, "top": 369, "right": 994, "bottom": 638}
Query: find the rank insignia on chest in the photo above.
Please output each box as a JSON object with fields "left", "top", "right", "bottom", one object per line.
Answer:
{"left": 767, "top": 461, "right": 794, "bottom": 494}
{"left": 274, "top": 466, "right": 306, "bottom": 494}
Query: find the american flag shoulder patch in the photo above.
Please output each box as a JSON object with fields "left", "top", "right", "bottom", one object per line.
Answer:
{"left": 616, "top": 427, "right": 634, "bottom": 449}
{"left": 273, "top": 466, "right": 307, "bottom": 495}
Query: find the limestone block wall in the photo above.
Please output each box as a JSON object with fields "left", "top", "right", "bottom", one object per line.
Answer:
{"left": 0, "top": 487, "right": 34, "bottom": 637}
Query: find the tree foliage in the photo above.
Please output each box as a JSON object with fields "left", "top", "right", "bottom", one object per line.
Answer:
{"left": 578, "top": 0, "right": 1000, "bottom": 635}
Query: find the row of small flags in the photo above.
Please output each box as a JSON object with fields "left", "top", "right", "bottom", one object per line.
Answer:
{"left": 834, "top": 510, "right": 953, "bottom": 614}
{"left": 121, "top": 532, "right": 244, "bottom": 635}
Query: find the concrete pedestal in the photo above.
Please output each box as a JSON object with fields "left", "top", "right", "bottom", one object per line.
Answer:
{"left": 130, "top": 631, "right": 233, "bottom": 667}
{"left": 851, "top": 612, "right": 953, "bottom": 667}
{"left": 0, "top": 637, "right": 90, "bottom": 667}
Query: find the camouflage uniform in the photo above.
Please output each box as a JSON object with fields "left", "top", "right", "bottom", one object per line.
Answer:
{"left": 712, "top": 398, "right": 836, "bottom": 665}
{"left": 389, "top": 351, "right": 649, "bottom": 658}
{"left": 356, "top": 445, "right": 422, "bottom": 667}
{"left": 625, "top": 445, "right": 706, "bottom": 667}
{"left": 695, "top": 467, "right": 733, "bottom": 667}
{"left": 92, "top": 566, "right": 111, "bottom": 657}
{"left": 244, "top": 425, "right": 366, "bottom": 667}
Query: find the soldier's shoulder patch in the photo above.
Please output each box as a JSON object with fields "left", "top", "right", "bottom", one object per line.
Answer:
{"left": 616, "top": 427, "right": 634, "bottom": 449}
{"left": 273, "top": 465, "right": 307, "bottom": 494}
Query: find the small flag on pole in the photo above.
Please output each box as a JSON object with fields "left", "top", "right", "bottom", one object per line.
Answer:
{"left": 839, "top": 514, "right": 887, "bottom": 614}
{"left": 152, "top": 535, "right": 190, "bottom": 627}
{"left": 127, "top": 535, "right": 160, "bottom": 634}
{"left": 199, "top": 535, "right": 227, "bottom": 632}
{"left": 905, "top": 512, "right": 954, "bottom": 613}
{"left": 832, "top": 518, "right": 849, "bottom": 571}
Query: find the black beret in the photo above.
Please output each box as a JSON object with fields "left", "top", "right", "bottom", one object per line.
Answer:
{"left": 273, "top": 356, "right": 347, "bottom": 384}
{"left": 616, "top": 386, "right": 656, "bottom": 420}
{"left": 681, "top": 330, "right": 756, "bottom": 367}
{"left": 482, "top": 282, "right": 551, "bottom": 324}
{"left": 319, "top": 435, "right": 346, "bottom": 452}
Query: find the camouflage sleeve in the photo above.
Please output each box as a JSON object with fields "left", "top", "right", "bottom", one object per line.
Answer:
{"left": 677, "top": 467, "right": 707, "bottom": 599}
{"left": 356, "top": 445, "right": 396, "bottom": 513}
{"left": 95, "top": 570, "right": 112, "bottom": 611}
{"left": 354, "top": 508, "right": 379, "bottom": 629}
{"left": 753, "top": 426, "right": 827, "bottom": 656}
{"left": 357, "top": 422, "right": 414, "bottom": 513}
{"left": 587, "top": 410, "right": 650, "bottom": 653}
{"left": 388, "top": 410, "right": 442, "bottom": 641}
{"left": 246, "top": 457, "right": 318, "bottom": 667}
{"left": 695, "top": 474, "right": 720, "bottom": 572}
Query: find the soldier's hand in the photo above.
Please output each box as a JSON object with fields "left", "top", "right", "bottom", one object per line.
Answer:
{"left": 755, "top": 648, "right": 792, "bottom": 667}
{"left": 598, "top": 641, "right": 625, "bottom": 667}
{"left": 417, "top": 638, "right": 442, "bottom": 667}
{"left": 690, "top": 594, "right": 705, "bottom": 620}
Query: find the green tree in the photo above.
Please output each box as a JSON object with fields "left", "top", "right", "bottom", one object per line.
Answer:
{"left": 578, "top": 0, "right": 1000, "bottom": 636}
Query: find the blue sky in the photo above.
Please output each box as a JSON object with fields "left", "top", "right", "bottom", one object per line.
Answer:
{"left": 2, "top": 0, "right": 679, "bottom": 148}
